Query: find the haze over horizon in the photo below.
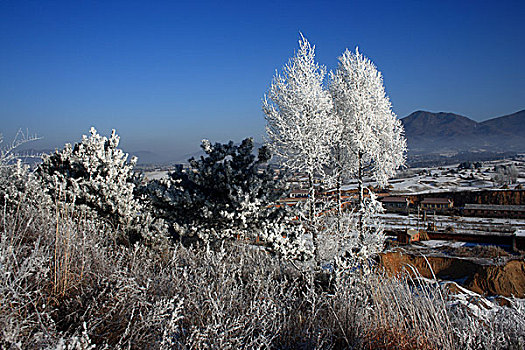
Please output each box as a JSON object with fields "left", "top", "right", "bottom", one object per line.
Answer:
{"left": 1, "top": 0, "right": 524, "bottom": 160}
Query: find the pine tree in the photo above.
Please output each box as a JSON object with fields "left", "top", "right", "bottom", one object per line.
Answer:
{"left": 143, "top": 138, "right": 285, "bottom": 243}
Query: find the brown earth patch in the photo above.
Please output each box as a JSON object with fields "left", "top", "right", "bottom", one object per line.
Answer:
{"left": 379, "top": 251, "right": 525, "bottom": 297}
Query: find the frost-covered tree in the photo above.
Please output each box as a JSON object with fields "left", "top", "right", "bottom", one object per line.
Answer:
{"left": 37, "top": 127, "right": 166, "bottom": 245}
{"left": 0, "top": 131, "right": 50, "bottom": 210}
{"left": 0, "top": 130, "right": 40, "bottom": 168}
{"left": 494, "top": 164, "right": 518, "bottom": 185}
{"left": 143, "top": 138, "right": 286, "bottom": 243}
{"left": 329, "top": 47, "right": 406, "bottom": 242}
{"left": 263, "top": 35, "right": 335, "bottom": 262}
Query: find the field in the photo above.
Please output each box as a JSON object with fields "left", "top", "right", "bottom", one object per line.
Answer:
{"left": 389, "top": 155, "right": 525, "bottom": 194}
{"left": 3, "top": 136, "right": 525, "bottom": 348}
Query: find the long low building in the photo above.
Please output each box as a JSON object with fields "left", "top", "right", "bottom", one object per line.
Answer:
{"left": 420, "top": 198, "right": 454, "bottom": 212}
{"left": 380, "top": 196, "right": 412, "bottom": 213}
{"left": 462, "top": 204, "right": 525, "bottom": 219}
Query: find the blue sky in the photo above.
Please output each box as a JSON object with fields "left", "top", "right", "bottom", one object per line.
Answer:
{"left": 1, "top": 0, "right": 524, "bottom": 160}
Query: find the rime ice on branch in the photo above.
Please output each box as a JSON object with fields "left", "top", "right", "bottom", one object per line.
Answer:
{"left": 329, "top": 47, "right": 406, "bottom": 242}
{"left": 37, "top": 127, "right": 166, "bottom": 245}
{"left": 263, "top": 34, "right": 335, "bottom": 263}
{"left": 263, "top": 36, "right": 406, "bottom": 262}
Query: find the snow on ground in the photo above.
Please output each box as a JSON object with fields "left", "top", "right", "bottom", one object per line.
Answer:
{"left": 384, "top": 157, "right": 525, "bottom": 194}
{"left": 408, "top": 275, "right": 524, "bottom": 322}
{"left": 144, "top": 170, "right": 169, "bottom": 180}
{"left": 419, "top": 240, "right": 468, "bottom": 249}
{"left": 444, "top": 281, "right": 502, "bottom": 318}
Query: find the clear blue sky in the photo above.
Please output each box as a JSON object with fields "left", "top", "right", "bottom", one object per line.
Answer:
{"left": 1, "top": 0, "right": 524, "bottom": 160}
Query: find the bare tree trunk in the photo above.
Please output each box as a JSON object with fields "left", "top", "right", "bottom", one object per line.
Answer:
{"left": 308, "top": 172, "right": 319, "bottom": 264}
{"left": 357, "top": 152, "right": 364, "bottom": 243}
{"left": 335, "top": 145, "right": 343, "bottom": 234}
{"left": 337, "top": 173, "right": 342, "bottom": 228}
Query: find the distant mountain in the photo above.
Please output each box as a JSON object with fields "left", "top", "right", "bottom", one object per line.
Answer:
{"left": 480, "top": 110, "right": 525, "bottom": 136}
{"left": 401, "top": 109, "right": 525, "bottom": 155}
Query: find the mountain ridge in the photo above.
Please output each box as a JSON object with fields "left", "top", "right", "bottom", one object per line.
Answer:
{"left": 401, "top": 109, "right": 525, "bottom": 154}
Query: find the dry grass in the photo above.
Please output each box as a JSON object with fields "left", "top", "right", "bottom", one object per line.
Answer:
{"left": 361, "top": 273, "right": 454, "bottom": 350}
{"left": 1, "top": 166, "right": 525, "bottom": 349}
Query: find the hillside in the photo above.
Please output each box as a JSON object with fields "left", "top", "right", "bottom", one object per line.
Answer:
{"left": 481, "top": 110, "right": 525, "bottom": 136}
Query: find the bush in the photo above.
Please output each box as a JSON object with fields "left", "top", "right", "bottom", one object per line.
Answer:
{"left": 36, "top": 127, "right": 167, "bottom": 245}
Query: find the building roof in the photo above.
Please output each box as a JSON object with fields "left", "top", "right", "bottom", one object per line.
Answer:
{"left": 381, "top": 196, "right": 408, "bottom": 203}
{"left": 464, "top": 204, "right": 525, "bottom": 212}
{"left": 278, "top": 198, "right": 305, "bottom": 204}
{"left": 421, "top": 198, "right": 453, "bottom": 204}
{"left": 290, "top": 189, "right": 309, "bottom": 194}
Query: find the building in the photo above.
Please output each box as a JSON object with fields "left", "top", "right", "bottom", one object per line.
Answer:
{"left": 289, "top": 189, "right": 309, "bottom": 199}
{"left": 380, "top": 196, "right": 412, "bottom": 213}
{"left": 463, "top": 204, "right": 525, "bottom": 219}
{"left": 514, "top": 230, "right": 525, "bottom": 251}
{"left": 398, "top": 229, "right": 420, "bottom": 244}
{"left": 420, "top": 198, "right": 453, "bottom": 212}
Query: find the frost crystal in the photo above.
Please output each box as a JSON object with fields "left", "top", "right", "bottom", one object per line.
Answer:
{"left": 142, "top": 138, "right": 286, "bottom": 244}
{"left": 37, "top": 127, "right": 167, "bottom": 245}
